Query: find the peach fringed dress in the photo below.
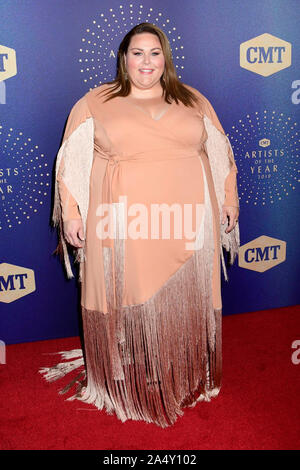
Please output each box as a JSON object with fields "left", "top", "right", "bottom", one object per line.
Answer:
{"left": 40, "top": 83, "right": 240, "bottom": 428}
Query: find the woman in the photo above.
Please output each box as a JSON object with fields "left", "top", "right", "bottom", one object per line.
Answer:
{"left": 40, "top": 23, "right": 240, "bottom": 428}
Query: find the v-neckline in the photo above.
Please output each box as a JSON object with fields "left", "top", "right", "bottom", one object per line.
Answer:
{"left": 124, "top": 95, "right": 174, "bottom": 122}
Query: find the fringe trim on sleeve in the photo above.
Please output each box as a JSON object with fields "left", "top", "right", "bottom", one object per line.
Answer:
{"left": 52, "top": 117, "right": 94, "bottom": 279}
{"left": 203, "top": 115, "right": 240, "bottom": 281}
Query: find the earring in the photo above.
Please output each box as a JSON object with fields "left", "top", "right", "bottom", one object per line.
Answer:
{"left": 124, "top": 71, "right": 128, "bottom": 80}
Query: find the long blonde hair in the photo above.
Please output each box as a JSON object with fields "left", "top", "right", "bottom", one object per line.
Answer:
{"left": 96, "top": 22, "right": 200, "bottom": 108}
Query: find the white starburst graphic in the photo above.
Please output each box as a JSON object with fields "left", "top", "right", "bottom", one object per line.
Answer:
{"left": 228, "top": 110, "right": 299, "bottom": 206}
{"left": 0, "top": 124, "right": 50, "bottom": 230}
{"left": 78, "top": 3, "right": 185, "bottom": 88}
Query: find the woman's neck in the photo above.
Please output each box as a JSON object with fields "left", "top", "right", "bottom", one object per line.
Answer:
{"left": 128, "top": 82, "right": 164, "bottom": 100}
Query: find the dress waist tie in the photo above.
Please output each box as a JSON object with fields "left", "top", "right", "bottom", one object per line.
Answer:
{"left": 98, "top": 155, "right": 126, "bottom": 380}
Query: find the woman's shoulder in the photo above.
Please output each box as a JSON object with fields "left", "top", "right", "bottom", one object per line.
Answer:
{"left": 85, "top": 82, "right": 117, "bottom": 103}
{"left": 182, "top": 82, "right": 202, "bottom": 96}
{"left": 67, "top": 83, "right": 114, "bottom": 112}
{"left": 62, "top": 83, "right": 115, "bottom": 131}
{"left": 182, "top": 83, "right": 212, "bottom": 110}
{"left": 181, "top": 83, "right": 223, "bottom": 130}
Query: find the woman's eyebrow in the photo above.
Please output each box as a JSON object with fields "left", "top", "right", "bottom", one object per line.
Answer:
{"left": 129, "top": 47, "right": 162, "bottom": 51}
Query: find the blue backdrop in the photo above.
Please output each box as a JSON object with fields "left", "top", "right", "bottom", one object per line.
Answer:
{"left": 1, "top": 0, "right": 299, "bottom": 344}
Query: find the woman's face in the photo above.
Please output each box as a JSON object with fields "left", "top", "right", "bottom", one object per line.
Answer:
{"left": 124, "top": 32, "right": 165, "bottom": 91}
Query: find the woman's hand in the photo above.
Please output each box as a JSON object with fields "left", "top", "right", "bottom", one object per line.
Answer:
{"left": 63, "top": 218, "right": 85, "bottom": 248}
{"left": 221, "top": 205, "right": 239, "bottom": 234}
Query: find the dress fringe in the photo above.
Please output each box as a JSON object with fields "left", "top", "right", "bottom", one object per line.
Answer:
{"left": 39, "top": 303, "right": 222, "bottom": 428}
{"left": 40, "top": 158, "right": 223, "bottom": 428}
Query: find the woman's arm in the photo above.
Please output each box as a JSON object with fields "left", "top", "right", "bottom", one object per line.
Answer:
{"left": 192, "top": 88, "right": 240, "bottom": 234}
{"left": 222, "top": 147, "right": 239, "bottom": 210}
{"left": 201, "top": 94, "right": 239, "bottom": 210}
{"left": 53, "top": 95, "right": 93, "bottom": 257}
{"left": 56, "top": 157, "right": 82, "bottom": 222}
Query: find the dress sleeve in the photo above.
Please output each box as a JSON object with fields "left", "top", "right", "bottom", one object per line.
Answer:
{"left": 52, "top": 94, "right": 94, "bottom": 279}
{"left": 56, "top": 96, "right": 92, "bottom": 221}
{"left": 57, "top": 161, "right": 82, "bottom": 221}
{"left": 186, "top": 85, "right": 240, "bottom": 281}
{"left": 201, "top": 95, "right": 239, "bottom": 209}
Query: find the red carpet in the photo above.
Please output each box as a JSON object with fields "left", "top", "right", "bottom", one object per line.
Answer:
{"left": 0, "top": 305, "right": 299, "bottom": 450}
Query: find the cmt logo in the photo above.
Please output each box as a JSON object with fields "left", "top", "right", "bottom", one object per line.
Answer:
{"left": 238, "top": 235, "right": 286, "bottom": 272}
{"left": 259, "top": 138, "right": 270, "bottom": 148}
{"left": 0, "top": 44, "right": 17, "bottom": 104}
{"left": 0, "top": 263, "right": 36, "bottom": 303}
{"left": 240, "top": 33, "right": 291, "bottom": 77}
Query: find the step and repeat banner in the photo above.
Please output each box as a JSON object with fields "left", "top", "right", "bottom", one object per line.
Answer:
{"left": 0, "top": 0, "right": 299, "bottom": 344}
